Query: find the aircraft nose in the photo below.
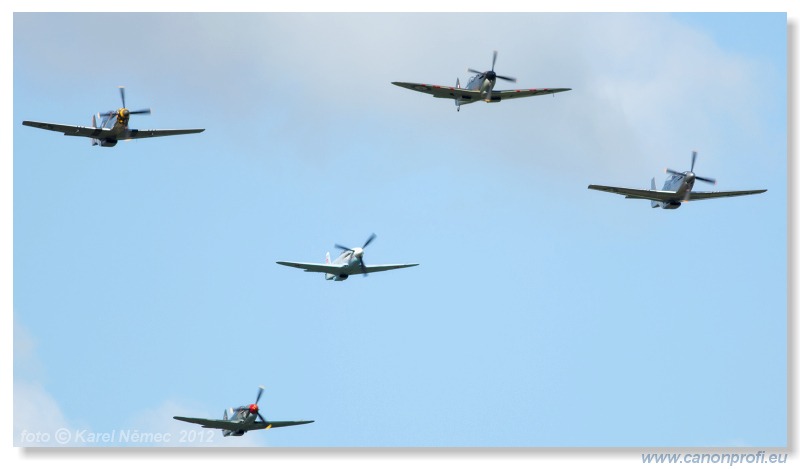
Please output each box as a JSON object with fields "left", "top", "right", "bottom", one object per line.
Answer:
{"left": 486, "top": 71, "right": 496, "bottom": 80}
{"left": 353, "top": 248, "right": 364, "bottom": 258}
{"left": 249, "top": 404, "right": 258, "bottom": 414}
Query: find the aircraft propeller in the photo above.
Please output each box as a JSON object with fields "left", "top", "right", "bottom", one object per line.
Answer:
{"left": 335, "top": 233, "right": 377, "bottom": 276}
{"left": 665, "top": 150, "right": 717, "bottom": 185}
{"left": 245, "top": 385, "right": 269, "bottom": 424}
{"left": 468, "top": 50, "right": 517, "bottom": 83}
{"left": 98, "top": 86, "right": 152, "bottom": 118}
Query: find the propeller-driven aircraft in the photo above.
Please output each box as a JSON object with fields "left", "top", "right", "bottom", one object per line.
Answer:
{"left": 22, "top": 87, "right": 204, "bottom": 147}
{"left": 588, "top": 151, "right": 766, "bottom": 209}
{"left": 276, "top": 233, "right": 418, "bottom": 281}
{"left": 392, "top": 51, "right": 571, "bottom": 111}
{"left": 173, "top": 386, "right": 313, "bottom": 437}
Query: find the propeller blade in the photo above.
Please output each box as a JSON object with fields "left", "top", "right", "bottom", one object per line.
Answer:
{"left": 98, "top": 110, "right": 117, "bottom": 117}
{"left": 492, "top": 50, "right": 497, "bottom": 71}
{"left": 496, "top": 74, "right": 517, "bottom": 83}
{"left": 689, "top": 150, "right": 714, "bottom": 183}
{"left": 255, "top": 385, "right": 264, "bottom": 404}
{"left": 119, "top": 86, "right": 126, "bottom": 109}
{"left": 335, "top": 244, "right": 353, "bottom": 252}
{"left": 257, "top": 412, "right": 269, "bottom": 424}
{"left": 359, "top": 258, "right": 368, "bottom": 276}
{"left": 128, "top": 108, "right": 151, "bottom": 115}
{"left": 467, "top": 68, "right": 484, "bottom": 75}
{"left": 362, "top": 233, "right": 376, "bottom": 249}
{"left": 665, "top": 168, "right": 683, "bottom": 176}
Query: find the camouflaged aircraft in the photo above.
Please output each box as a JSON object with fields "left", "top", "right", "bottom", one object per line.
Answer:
{"left": 173, "top": 386, "right": 313, "bottom": 437}
{"left": 23, "top": 87, "right": 204, "bottom": 147}
{"left": 392, "top": 51, "right": 571, "bottom": 111}
{"left": 588, "top": 151, "right": 767, "bottom": 209}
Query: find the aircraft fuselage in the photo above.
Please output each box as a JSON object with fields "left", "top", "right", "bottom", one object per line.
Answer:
{"left": 92, "top": 109, "right": 133, "bottom": 147}
{"left": 655, "top": 172, "right": 696, "bottom": 209}
{"left": 222, "top": 408, "right": 258, "bottom": 437}
{"left": 465, "top": 74, "right": 498, "bottom": 101}
{"left": 325, "top": 250, "right": 362, "bottom": 281}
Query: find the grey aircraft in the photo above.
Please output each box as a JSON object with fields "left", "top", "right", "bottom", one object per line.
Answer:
{"left": 588, "top": 151, "right": 766, "bottom": 209}
{"left": 392, "top": 51, "right": 571, "bottom": 111}
{"left": 277, "top": 233, "right": 418, "bottom": 281}
{"left": 173, "top": 386, "right": 313, "bottom": 437}
{"left": 22, "top": 87, "right": 204, "bottom": 147}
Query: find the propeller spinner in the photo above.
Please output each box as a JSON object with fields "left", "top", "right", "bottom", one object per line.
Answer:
{"left": 468, "top": 50, "right": 517, "bottom": 83}
{"left": 335, "top": 233, "right": 377, "bottom": 276}
{"left": 247, "top": 385, "right": 268, "bottom": 424}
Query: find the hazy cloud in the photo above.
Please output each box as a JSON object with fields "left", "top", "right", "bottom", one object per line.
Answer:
{"left": 14, "top": 323, "right": 84, "bottom": 447}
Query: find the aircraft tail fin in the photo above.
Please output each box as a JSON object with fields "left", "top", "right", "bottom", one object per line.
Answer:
{"left": 455, "top": 78, "right": 461, "bottom": 112}
{"left": 91, "top": 114, "right": 99, "bottom": 146}
{"left": 325, "top": 252, "right": 334, "bottom": 280}
{"left": 650, "top": 177, "right": 658, "bottom": 208}
{"left": 220, "top": 409, "right": 230, "bottom": 437}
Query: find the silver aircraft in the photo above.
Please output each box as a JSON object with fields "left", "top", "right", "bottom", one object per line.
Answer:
{"left": 588, "top": 151, "right": 766, "bottom": 209}
{"left": 392, "top": 51, "right": 571, "bottom": 111}
{"left": 277, "top": 233, "right": 418, "bottom": 281}
{"left": 22, "top": 87, "right": 204, "bottom": 147}
{"left": 173, "top": 386, "right": 313, "bottom": 437}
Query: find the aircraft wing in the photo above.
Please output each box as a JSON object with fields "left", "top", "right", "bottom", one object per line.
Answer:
{"left": 261, "top": 420, "right": 315, "bottom": 429}
{"left": 686, "top": 189, "right": 767, "bottom": 200}
{"left": 173, "top": 416, "right": 251, "bottom": 431}
{"left": 588, "top": 185, "right": 767, "bottom": 202}
{"left": 22, "top": 121, "right": 204, "bottom": 140}
{"left": 22, "top": 120, "right": 116, "bottom": 139}
{"left": 173, "top": 416, "right": 313, "bottom": 431}
{"left": 492, "top": 87, "right": 572, "bottom": 100}
{"left": 362, "top": 263, "right": 419, "bottom": 273}
{"left": 391, "top": 82, "right": 571, "bottom": 102}
{"left": 392, "top": 82, "right": 482, "bottom": 102}
{"left": 588, "top": 184, "right": 682, "bottom": 202}
{"left": 276, "top": 261, "right": 418, "bottom": 274}
{"left": 123, "top": 128, "right": 205, "bottom": 139}
{"left": 172, "top": 416, "right": 314, "bottom": 431}
{"left": 276, "top": 261, "right": 344, "bottom": 275}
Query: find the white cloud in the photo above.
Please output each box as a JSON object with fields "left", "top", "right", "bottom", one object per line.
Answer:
{"left": 13, "top": 321, "right": 43, "bottom": 381}
{"left": 15, "top": 323, "right": 268, "bottom": 447}
{"left": 206, "top": 13, "right": 765, "bottom": 180}
{"left": 126, "top": 399, "right": 254, "bottom": 447}
{"left": 13, "top": 381, "right": 82, "bottom": 447}
{"left": 14, "top": 13, "right": 767, "bottom": 183}
{"left": 13, "top": 323, "right": 85, "bottom": 447}
{"left": 531, "top": 14, "right": 764, "bottom": 180}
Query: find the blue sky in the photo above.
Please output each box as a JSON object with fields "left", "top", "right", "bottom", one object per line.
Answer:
{"left": 11, "top": 10, "right": 787, "bottom": 450}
